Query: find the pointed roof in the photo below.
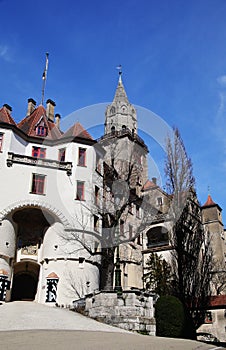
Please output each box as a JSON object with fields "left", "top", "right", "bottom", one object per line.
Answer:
{"left": 142, "top": 179, "right": 158, "bottom": 191}
{"left": 17, "top": 105, "right": 62, "bottom": 140}
{"left": 63, "top": 122, "right": 93, "bottom": 140}
{"left": 113, "top": 78, "right": 129, "bottom": 105}
{"left": 203, "top": 194, "right": 216, "bottom": 207}
{"left": 0, "top": 105, "right": 17, "bottom": 126}
{"left": 202, "top": 194, "right": 222, "bottom": 211}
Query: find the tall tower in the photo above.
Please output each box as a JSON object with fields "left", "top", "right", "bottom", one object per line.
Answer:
{"left": 202, "top": 194, "right": 225, "bottom": 264}
{"left": 101, "top": 71, "right": 149, "bottom": 187}
{"left": 104, "top": 73, "right": 137, "bottom": 135}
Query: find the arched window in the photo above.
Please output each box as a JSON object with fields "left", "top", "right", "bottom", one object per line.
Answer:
{"left": 146, "top": 226, "right": 169, "bottom": 248}
{"left": 122, "top": 125, "right": 126, "bottom": 131}
{"left": 111, "top": 126, "right": 116, "bottom": 134}
{"left": 110, "top": 106, "right": 115, "bottom": 114}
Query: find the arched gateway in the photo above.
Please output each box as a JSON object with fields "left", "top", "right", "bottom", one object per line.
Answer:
{"left": 0, "top": 203, "right": 68, "bottom": 303}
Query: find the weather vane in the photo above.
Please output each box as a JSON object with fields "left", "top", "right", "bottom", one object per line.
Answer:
{"left": 116, "top": 65, "right": 122, "bottom": 82}
{"left": 41, "top": 52, "right": 49, "bottom": 105}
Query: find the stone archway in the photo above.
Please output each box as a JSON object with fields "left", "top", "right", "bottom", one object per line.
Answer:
{"left": 11, "top": 261, "right": 40, "bottom": 301}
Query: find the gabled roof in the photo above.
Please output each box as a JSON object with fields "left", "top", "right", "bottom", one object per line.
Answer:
{"left": 63, "top": 122, "right": 93, "bottom": 140}
{"left": 17, "top": 105, "right": 62, "bottom": 140}
{"left": 142, "top": 179, "right": 158, "bottom": 191}
{"left": 0, "top": 106, "right": 17, "bottom": 126}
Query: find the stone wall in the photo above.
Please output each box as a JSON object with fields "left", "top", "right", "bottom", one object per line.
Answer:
{"left": 83, "top": 290, "right": 156, "bottom": 335}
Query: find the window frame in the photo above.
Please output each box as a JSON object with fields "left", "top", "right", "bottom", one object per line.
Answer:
{"left": 94, "top": 215, "right": 99, "bottom": 232}
{"left": 95, "top": 185, "right": 100, "bottom": 206}
{"left": 58, "top": 148, "right": 66, "bottom": 162}
{"left": 32, "top": 146, "right": 46, "bottom": 159}
{"left": 0, "top": 133, "right": 4, "bottom": 152}
{"left": 78, "top": 147, "right": 86, "bottom": 167}
{"left": 36, "top": 125, "right": 47, "bottom": 137}
{"left": 31, "top": 173, "right": 46, "bottom": 195}
{"left": 76, "top": 181, "right": 85, "bottom": 201}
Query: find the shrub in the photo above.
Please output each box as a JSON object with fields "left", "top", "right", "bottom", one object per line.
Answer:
{"left": 155, "top": 296, "right": 186, "bottom": 338}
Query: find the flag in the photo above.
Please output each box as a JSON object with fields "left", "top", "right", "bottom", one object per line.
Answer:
{"left": 42, "top": 53, "right": 49, "bottom": 80}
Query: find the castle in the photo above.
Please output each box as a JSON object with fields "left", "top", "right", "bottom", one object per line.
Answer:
{"left": 0, "top": 74, "right": 225, "bottom": 340}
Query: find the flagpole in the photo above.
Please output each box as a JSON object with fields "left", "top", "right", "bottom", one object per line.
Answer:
{"left": 41, "top": 52, "right": 49, "bottom": 105}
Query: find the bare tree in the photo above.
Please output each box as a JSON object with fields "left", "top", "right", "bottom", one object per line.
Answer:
{"left": 62, "top": 135, "right": 156, "bottom": 291}
{"left": 165, "top": 127, "right": 213, "bottom": 333}
{"left": 211, "top": 259, "right": 226, "bottom": 295}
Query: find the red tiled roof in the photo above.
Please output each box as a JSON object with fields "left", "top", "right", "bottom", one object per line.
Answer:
{"left": 142, "top": 179, "right": 158, "bottom": 191}
{"left": 17, "top": 105, "right": 62, "bottom": 140}
{"left": 63, "top": 122, "right": 93, "bottom": 140}
{"left": 202, "top": 194, "right": 216, "bottom": 207}
{"left": 208, "top": 295, "right": 226, "bottom": 308}
{"left": 0, "top": 106, "right": 17, "bottom": 126}
{"left": 0, "top": 269, "right": 8, "bottom": 276}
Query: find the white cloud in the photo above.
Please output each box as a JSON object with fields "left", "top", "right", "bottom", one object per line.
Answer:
{"left": 0, "top": 45, "right": 12, "bottom": 62}
{"left": 217, "top": 75, "right": 226, "bottom": 86}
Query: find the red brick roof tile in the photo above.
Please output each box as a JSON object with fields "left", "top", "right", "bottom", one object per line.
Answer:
{"left": 63, "top": 122, "right": 93, "bottom": 140}
{"left": 17, "top": 105, "right": 62, "bottom": 140}
{"left": 0, "top": 106, "right": 17, "bottom": 126}
{"left": 202, "top": 194, "right": 216, "bottom": 207}
{"left": 142, "top": 179, "right": 158, "bottom": 191}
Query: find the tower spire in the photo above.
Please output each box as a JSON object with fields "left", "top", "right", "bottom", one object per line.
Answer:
{"left": 41, "top": 52, "right": 49, "bottom": 105}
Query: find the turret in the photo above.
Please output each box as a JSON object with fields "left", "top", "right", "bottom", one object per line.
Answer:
{"left": 104, "top": 71, "right": 137, "bottom": 135}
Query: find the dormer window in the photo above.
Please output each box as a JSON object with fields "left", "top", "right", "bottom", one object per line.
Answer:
{"left": 36, "top": 126, "right": 47, "bottom": 137}
{"left": 35, "top": 117, "right": 47, "bottom": 137}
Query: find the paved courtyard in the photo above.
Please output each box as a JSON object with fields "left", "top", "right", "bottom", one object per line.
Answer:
{"left": 0, "top": 301, "right": 221, "bottom": 350}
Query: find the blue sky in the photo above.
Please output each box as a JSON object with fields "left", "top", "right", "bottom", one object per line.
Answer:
{"left": 1, "top": 0, "right": 226, "bottom": 224}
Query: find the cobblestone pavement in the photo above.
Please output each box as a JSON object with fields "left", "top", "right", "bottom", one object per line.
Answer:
{"left": 0, "top": 301, "right": 221, "bottom": 350}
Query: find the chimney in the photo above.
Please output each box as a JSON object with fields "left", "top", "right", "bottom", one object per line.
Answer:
{"left": 152, "top": 177, "right": 157, "bottom": 185}
{"left": 55, "top": 113, "right": 61, "bottom": 129}
{"left": 26, "top": 98, "right": 36, "bottom": 116}
{"left": 46, "top": 99, "right": 56, "bottom": 122}
{"left": 3, "top": 104, "right": 12, "bottom": 115}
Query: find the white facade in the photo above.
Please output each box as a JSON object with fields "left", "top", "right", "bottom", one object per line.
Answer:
{"left": 0, "top": 102, "right": 103, "bottom": 306}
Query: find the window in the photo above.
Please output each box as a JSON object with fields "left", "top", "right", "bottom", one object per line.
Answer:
{"left": 137, "top": 234, "right": 141, "bottom": 245}
{"left": 111, "top": 126, "right": 115, "bottom": 134}
{"left": 78, "top": 147, "right": 86, "bottom": 166}
{"left": 95, "top": 186, "right": 100, "bottom": 206}
{"left": 120, "top": 220, "right": 124, "bottom": 236}
{"left": 146, "top": 226, "right": 169, "bottom": 248}
{"left": 205, "top": 312, "right": 213, "bottom": 323}
{"left": 94, "top": 215, "right": 99, "bottom": 232}
{"left": 0, "top": 133, "right": 4, "bottom": 151}
{"left": 31, "top": 174, "right": 46, "bottom": 195}
{"left": 96, "top": 154, "right": 101, "bottom": 173}
{"left": 36, "top": 126, "right": 47, "bottom": 137}
{"left": 136, "top": 205, "right": 140, "bottom": 218}
{"left": 32, "top": 146, "right": 46, "bottom": 159}
{"left": 157, "top": 197, "right": 163, "bottom": 206}
{"left": 76, "top": 181, "right": 85, "bottom": 200}
{"left": 78, "top": 257, "right": 85, "bottom": 268}
{"left": 58, "top": 148, "right": 66, "bottom": 162}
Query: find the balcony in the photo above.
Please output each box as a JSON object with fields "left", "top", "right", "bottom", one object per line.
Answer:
{"left": 7, "top": 152, "right": 72, "bottom": 176}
